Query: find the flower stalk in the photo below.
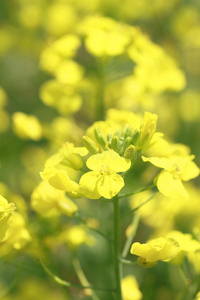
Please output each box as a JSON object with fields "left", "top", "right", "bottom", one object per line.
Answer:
{"left": 113, "top": 195, "right": 122, "bottom": 300}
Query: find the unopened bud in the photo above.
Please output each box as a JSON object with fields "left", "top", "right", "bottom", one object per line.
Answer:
{"left": 111, "top": 136, "right": 120, "bottom": 152}
{"left": 94, "top": 127, "right": 107, "bottom": 148}
{"left": 132, "top": 129, "right": 140, "bottom": 145}
{"left": 124, "top": 145, "right": 136, "bottom": 160}
{"left": 82, "top": 136, "right": 99, "bottom": 154}
{"left": 107, "top": 133, "right": 112, "bottom": 142}
{"left": 123, "top": 137, "right": 132, "bottom": 151}
{"left": 124, "top": 125, "right": 134, "bottom": 138}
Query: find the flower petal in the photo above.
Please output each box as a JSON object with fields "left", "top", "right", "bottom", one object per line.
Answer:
{"left": 87, "top": 150, "right": 131, "bottom": 172}
{"left": 157, "top": 171, "right": 189, "bottom": 199}
{"left": 79, "top": 171, "right": 101, "bottom": 199}
{"left": 97, "top": 173, "right": 124, "bottom": 199}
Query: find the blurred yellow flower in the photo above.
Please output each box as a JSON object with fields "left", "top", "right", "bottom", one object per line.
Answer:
{"left": 0, "top": 195, "right": 15, "bottom": 242}
{"left": 31, "top": 181, "right": 78, "bottom": 217}
{"left": 12, "top": 112, "right": 42, "bottom": 141}
{"left": 40, "top": 80, "right": 82, "bottom": 115}
{"left": 121, "top": 275, "right": 142, "bottom": 300}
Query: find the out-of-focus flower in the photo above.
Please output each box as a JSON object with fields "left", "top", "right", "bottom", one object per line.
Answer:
{"left": 0, "top": 195, "right": 16, "bottom": 242}
{"left": 12, "top": 112, "right": 42, "bottom": 141}
{"left": 121, "top": 275, "right": 142, "bottom": 300}
{"left": 31, "top": 181, "right": 78, "bottom": 217}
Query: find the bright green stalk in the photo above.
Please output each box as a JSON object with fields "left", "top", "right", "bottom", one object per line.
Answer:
{"left": 113, "top": 196, "right": 122, "bottom": 300}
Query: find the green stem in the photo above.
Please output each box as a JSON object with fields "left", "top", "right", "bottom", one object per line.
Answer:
{"left": 95, "top": 59, "right": 106, "bottom": 121}
{"left": 118, "top": 184, "right": 155, "bottom": 199}
{"left": 113, "top": 196, "right": 122, "bottom": 300}
{"left": 121, "top": 212, "right": 140, "bottom": 258}
{"left": 120, "top": 259, "right": 138, "bottom": 266}
{"left": 73, "top": 257, "right": 100, "bottom": 300}
{"left": 122, "top": 191, "right": 159, "bottom": 218}
{"left": 39, "top": 260, "right": 115, "bottom": 293}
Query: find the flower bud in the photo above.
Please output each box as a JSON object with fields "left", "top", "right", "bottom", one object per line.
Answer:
{"left": 94, "top": 126, "right": 107, "bottom": 148}
{"left": 132, "top": 129, "right": 140, "bottom": 145}
{"left": 123, "top": 137, "right": 133, "bottom": 151}
{"left": 111, "top": 136, "right": 120, "bottom": 152}
{"left": 124, "top": 145, "right": 136, "bottom": 160}
{"left": 124, "top": 125, "right": 134, "bottom": 138}
{"left": 82, "top": 136, "right": 99, "bottom": 154}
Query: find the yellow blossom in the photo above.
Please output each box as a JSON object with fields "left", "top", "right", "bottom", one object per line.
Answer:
{"left": 142, "top": 155, "right": 199, "bottom": 199}
{"left": 130, "top": 237, "right": 180, "bottom": 268}
{"left": 0, "top": 195, "right": 16, "bottom": 242}
{"left": 31, "top": 181, "right": 78, "bottom": 217}
{"left": 79, "top": 150, "right": 131, "bottom": 199}
{"left": 121, "top": 275, "right": 142, "bottom": 300}
{"left": 12, "top": 112, "right": 42, "bottom": 141}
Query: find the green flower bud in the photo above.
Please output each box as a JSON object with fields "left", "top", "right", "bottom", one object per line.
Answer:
{"left": 107, "top": 133, "right": 112, "bottom": 143}
{"left": 94, "top": 127, "right": 107, "bottom": 148}
{"left": 132, "top": 129, "right": 140, "bottom": 145}
{"left": 123, "top": 125, "right": 134, "bottom": 138}
{"left": 110, "top": 136, "right": 120, "bottom": 152}
{"left": 123, "top": 137, "right": 133, "bottom": 151}
{"left": 124, "top": 145, "right": 136, "bottom": 160}
{"left": 82, "top": 136, "right": 99, "bottom": 154}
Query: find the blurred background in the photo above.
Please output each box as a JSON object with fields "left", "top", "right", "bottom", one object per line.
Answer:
{"left": 0, "top": 0, "right": 200, "bottom": 299}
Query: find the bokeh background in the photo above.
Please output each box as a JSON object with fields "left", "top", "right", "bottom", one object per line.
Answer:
{"left": 0, "top": 0, "right": 200, "bottom": 299}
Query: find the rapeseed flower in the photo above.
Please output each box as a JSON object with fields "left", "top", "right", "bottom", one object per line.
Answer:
{"left": 142, "top": 155, "right": 199, "bottom": 199}
{"left": 80, "top": 150, "right": 131, "bottom": 199}
{"left": 131, "top": 237, "right": 180, "bottom": 268}
{"left": 121, "top": 275, "right": 142, "bottom": 300}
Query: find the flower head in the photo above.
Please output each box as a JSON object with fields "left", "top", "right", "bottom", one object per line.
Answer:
{"left": 80, "top": 150, "right": 131, "bottom": 199}
{"left": 131, "top": 237, "right": 180, "bottom": 268}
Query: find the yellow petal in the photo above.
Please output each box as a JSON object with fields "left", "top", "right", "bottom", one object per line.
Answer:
{"left": 97, "top": 174, "right": 124, "bottom": 199}
{"left": 87, "top": 150, "right": 131, "bottom": 172}
{"left": 79, "top": 171, "right": 101, "bottom": 199}
{"left": 157, "top": 171, "right": 189, "bottom": 199}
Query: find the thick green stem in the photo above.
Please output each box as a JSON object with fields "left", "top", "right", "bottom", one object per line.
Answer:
{"left": 113, "top": 196, "right": 122, "bottom": 300}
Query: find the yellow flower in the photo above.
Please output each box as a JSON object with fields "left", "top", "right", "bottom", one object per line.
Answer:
{"left": 130, "top": 237, "right": 180, "bottom": 268}
{"left": 40, "top": 80, "right": 82, "bottom": 115}
{"left": 40, "top": 143, "right": 88, "bottom": 198}
{"left": 142, "top": 155, "right": 199, "bottom": 199}
{"left": 12, "top": 112, "right": 42, "bottom": 141}
{"left": 31, "top": 181, "right": 78, "bottom": 217}
{"left": 121, "top": 275, "right": 142, "bottom": 300}
{"left": 79, "top": 150, "right": 131, "bottom": 199}
{"left": 166, "top": 231, "right": 200, "bottom": 253}
{"left": 0, "top": 195, "right": 16, "bottom": 242}
{"left": 40, "top": 167, "right": 81, "bottom": 198}
{"left": 58, "top": 225, "right": 95, "bottom": 250}
{"left": 80, "top": 16, "right": 130, "bottom": 57}
{"left": 5, "top": 212, "right": 31, "bottom": 250}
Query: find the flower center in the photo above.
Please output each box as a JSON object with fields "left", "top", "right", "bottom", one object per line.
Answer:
{"left": 169, "top": 163, "right": 182, "bottom": 179}
{"left": 99, "top": 164, "right": 113, "bottom": 175}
